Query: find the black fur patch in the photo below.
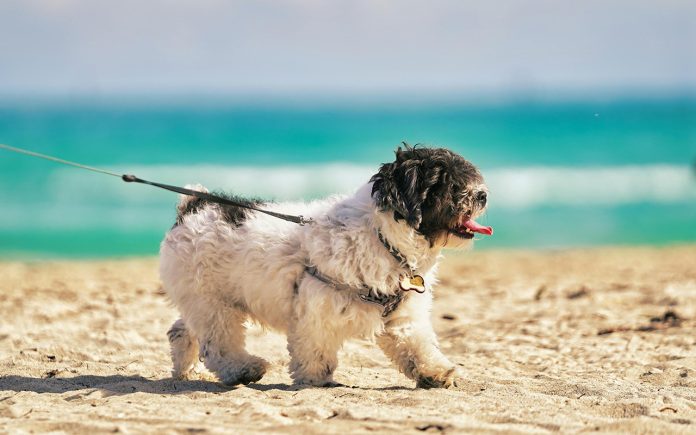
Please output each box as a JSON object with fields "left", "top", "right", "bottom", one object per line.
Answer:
{"left": 175, "top": 191, "right": 265, "bottom": 227}
{"left": 370, "top": 143, "right": 484, "bottom": 243}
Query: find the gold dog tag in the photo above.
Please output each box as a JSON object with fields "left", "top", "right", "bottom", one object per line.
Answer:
{"left": 399, "top": 274, "right": 426, "bottom": 293}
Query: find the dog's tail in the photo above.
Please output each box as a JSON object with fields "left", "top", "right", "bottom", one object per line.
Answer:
{"left": 175, "top": 184, "right": 208, "bottom": 224}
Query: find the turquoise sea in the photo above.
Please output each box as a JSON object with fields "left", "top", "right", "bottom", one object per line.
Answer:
{"left": 1, "top": 96, "right": 695, "bottom": 258}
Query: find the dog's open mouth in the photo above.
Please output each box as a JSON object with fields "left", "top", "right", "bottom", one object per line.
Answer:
{"left": 451, "top": 218, "right": 493, "bottom": 239}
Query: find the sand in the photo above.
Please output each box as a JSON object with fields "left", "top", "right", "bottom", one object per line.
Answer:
{"left": 1, "top": 245, "right": 695, "bottom": 434}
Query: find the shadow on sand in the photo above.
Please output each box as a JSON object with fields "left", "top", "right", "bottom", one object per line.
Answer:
{"left": 0, "top": 375, "right": 413, "bottom": 397}
{"left": 0, "top": 374, "right": 231, "bottom": 397}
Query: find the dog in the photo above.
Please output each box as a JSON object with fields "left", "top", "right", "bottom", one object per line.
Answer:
{"left": 160, "top": 145, "right": 492, "bottom": 388}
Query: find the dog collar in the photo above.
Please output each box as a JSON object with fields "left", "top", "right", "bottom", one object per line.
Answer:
{"left": 376, "top": 230, "right": 426, "bottom": 294}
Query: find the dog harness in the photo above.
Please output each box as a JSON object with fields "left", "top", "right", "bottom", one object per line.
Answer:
{"left": 304, "top": 265, "right": 405, "bottom": 317}
{"left": 303, "top": 230, "right": 425, "bottom": 317}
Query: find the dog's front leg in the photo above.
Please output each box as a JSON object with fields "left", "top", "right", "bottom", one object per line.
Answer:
{"left": 286, "top": 287, "right": 344, "bottom": 387}
{"left": 377, "top": 300, "right": 459, "bottom": 388}
{"left": 286, "top": 316, "right": 343, "bottom": 387}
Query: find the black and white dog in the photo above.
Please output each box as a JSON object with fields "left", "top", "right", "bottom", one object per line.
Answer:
{"left": 160, "top": 145, "right": 492, "bottom": 388}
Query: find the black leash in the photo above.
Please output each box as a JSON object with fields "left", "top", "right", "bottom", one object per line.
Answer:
{"left": 0, "top": 143, "right": 314, "bottom": 226}
{"left": 121, "top": 174, "right": 313, "bottom": 225}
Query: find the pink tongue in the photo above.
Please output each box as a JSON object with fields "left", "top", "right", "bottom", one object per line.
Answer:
{"left": 463, "top": 219, "right": 493, "bottom": 236}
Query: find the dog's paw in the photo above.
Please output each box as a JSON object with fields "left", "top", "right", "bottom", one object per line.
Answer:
{"left": 172, "top": 367, "right": 217, "bottom": 382}
{"left": 415, "top": 366, "right": 459, "bottom": 389}
{"left": 172, "top": 369, "right": 195, "bottom": 381}
{"left": 217, "top": 357, "right": 269, "bottom": 386}
{"left": 292, "top": 375, "right": 344, "bottom": 388}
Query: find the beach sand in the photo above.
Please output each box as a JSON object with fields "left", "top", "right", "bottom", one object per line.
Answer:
{"left": 1, "top": 246, "right": 695, "bottom": 434}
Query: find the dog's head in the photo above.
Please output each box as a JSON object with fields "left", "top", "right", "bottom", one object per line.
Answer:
{"left": 371, "top": 144, "right": 492, "bottom": 247}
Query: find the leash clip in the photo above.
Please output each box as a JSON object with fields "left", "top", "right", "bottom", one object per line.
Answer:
{"left": 298, "top": 215, "right": 315, "bottom": 226}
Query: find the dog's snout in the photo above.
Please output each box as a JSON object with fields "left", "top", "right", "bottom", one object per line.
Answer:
{"left": 475, "top": 191, "right": 487, "bottom": 206}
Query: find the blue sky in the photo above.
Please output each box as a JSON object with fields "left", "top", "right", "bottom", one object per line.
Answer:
{"left": 0, "top": 0, "right": 694, "bottom": 96}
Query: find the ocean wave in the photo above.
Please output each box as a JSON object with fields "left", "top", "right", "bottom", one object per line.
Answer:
{"left": 486, "top": 165, "right": 696, "bottom": 208}
{"left": 46, "top": 163, "right": 696, "bottom": 207}
{"left": 46, "top": 163, "right": 377, "bottom": 205}
{"left": 2, "top": 163, "right": 693, "bottom": 231}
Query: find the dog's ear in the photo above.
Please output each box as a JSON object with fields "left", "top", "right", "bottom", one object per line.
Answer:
{"left": 371, "top": 146, "right": 443, "bottom": 229}
{"left": 370, "top": 160, "right": 411, "bottom": 224}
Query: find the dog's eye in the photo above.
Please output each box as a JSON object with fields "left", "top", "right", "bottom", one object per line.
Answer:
{"left": 475, "top": 191, "right": 487, "bottom": 205}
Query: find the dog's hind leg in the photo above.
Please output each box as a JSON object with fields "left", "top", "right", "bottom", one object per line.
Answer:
{"left": 167, "top": 318, "right": 199, "bottom": 380}
{"left": 191, "top": 305, "right": 269, "bottom": 386}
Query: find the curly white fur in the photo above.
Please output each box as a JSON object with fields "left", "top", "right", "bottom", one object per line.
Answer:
{"left": 160, "top": 182, "right": 474, "bottom": 387}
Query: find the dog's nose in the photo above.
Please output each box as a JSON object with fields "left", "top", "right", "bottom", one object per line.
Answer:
{"left": 475, "top": 191, "right": 487, "bottom": 206}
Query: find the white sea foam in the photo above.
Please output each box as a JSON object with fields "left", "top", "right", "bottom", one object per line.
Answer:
{"left": 5, "top": 163, "right": 693, "bottom": 230}
{"left": 485, "top": 165, "right": 696, "bottom": 208}
{"left": 49, "top": 163, "right": 696, "bottom": 206}
{"left": 47, "top": 163, "right": 377, "bottom": 205}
